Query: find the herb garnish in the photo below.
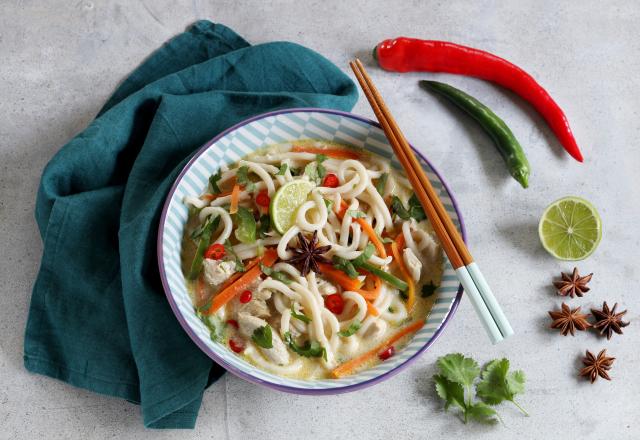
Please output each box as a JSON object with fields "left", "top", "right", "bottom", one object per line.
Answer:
{"left": 375, "top": 172, "right": 388, "bottom": 196}
{"left": 209, "top": 171, "right": 222, "bottom": 194}
{"left": 252, "top": 325, "right": 273, "bottom": 349}
{"left": 290, "top": 305, "right": 311, "bottom": 323}
{"left": 260, "top": 262, "right": 293, "bottom": 285}
{"left": 195, "top": 309, "right": 218, "bottom": 342}
{"left": 191, "top": 214, "right": 220, "bottom": 241}
{"left": 284, "top": 331, "right": 326, "bottom": 360}
{"left": 234, "top": 206, "right": 256, "bottom": 244}
{"left": 433, "top": 353, "right": 527, "bottom": 424}
{"left": 332, "top": 256, "right": 359, "bottom": 279}
{"left": 303, "top": 154, "right": 328, "bottom": 183}
{"left": 276, "top": 163, "right": 288, "bottom": 176}
{"left": 391, "top": 194, "right": 426, "bottom": 221}
{"left": 338, "top": 320, "right": 361, "bottom": 337}
{"left": 257, "top": 214, "right": 271, "bottom": 239}
{"left": 236, "top": 165, "right": 256, "bottom": 192}
{"left": 224, "top": 239, "right": 245, "bottom": 272}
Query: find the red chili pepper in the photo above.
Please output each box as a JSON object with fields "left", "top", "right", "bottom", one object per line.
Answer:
{"left": 324, "top": 293, "right": 345, "bottom": 315}
{"left": 322, "top": 173, "right": 340, "bottom": 188}
{"left": 239, "top": 290, "right": 252, "bottom": 304}
{"left": 229, "top": 339, "right": 245, "bottom": 353}
{"left": 204, "top": 243, "right": 226, "bottom": 260}
{"left": 255, "top": 190, "right": 270, "bottom": 207}
{"left": 378, "top": 346, "right": 395, "bottom": 361}
{"left": 374, "top": 37, "right": 583, "bottom": 162}
{"left": 226, "top": 319, "right": 239, "bottom": 329}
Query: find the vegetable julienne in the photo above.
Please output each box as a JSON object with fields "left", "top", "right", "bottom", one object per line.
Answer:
{"left": 182, "top": 141, "right": 443, "bottom": 379}
{"left": 331, "top": 319, "right": 425, "bottom": 378}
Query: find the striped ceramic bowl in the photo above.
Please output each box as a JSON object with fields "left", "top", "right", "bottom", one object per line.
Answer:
{"left": 158, "top": 108, "right": 465, "bottom": 394}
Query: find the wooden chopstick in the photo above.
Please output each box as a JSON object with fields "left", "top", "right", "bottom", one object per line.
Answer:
{"left": 350, "top": 59, "right": 513, "bottom": 342}
{"left": 352, "top": 60, "right": 472, "bottom": 267}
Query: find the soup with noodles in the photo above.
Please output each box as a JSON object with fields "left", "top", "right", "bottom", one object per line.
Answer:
{"left": 181, "top": 140, "right": 443, "bottom": 379}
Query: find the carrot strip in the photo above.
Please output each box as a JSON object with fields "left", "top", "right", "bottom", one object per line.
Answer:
{"left": 334, "top": 200, "right": 349, "bottom": 220}
{"left": 355, "top": 274, "right": 382, "bottom": 301}
{"left": 355, "top": 218, "right": 387, "bottom": 258}
{"left": 317, "top": 263, "right": 363, "bottom": 291}
{"left": 292, "top": 145, "right": 360, "bottom": 160}
{"left": 216, "top": 255, "right": 261, "bottom": 293}
{"left": 331, "top": 319, "right": 425, "bottom": 378}
{"left": 391, "top": 241, "right": 415, "bottom": 312}
{"left": 205, "top": 248, "right": 278, "bottom": 315}
{"left": 229, "top": 184, "right": 241, "bottom": 214}
{"left": 366, "top": 301, "right": 380, "bottom": 316}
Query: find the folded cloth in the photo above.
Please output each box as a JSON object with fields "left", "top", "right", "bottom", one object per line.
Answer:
{"left": 24, "top": 21, "right": 357, "bottom": 429}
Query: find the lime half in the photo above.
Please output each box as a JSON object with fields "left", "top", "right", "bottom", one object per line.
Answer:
{"left": 270, "top": 180, "right": 315, "bottom": 234}
{"left": 538, "top": 196, "right": 602, "bottom": 260}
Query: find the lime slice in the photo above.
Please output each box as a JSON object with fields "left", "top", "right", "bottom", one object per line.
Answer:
{"left": 270, "top": 180, "right": 315, "bottom": 234}
{"left": 538, "top": 196, "right": 602, "bottom": 260}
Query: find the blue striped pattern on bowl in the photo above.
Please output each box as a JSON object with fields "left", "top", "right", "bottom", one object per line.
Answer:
{"left": 158, "top": 109, "right": 464, "bottom": 394}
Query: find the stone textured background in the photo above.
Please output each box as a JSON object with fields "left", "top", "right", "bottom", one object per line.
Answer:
{"left": 1, "top": 1, "right": 639, "bottom": 438}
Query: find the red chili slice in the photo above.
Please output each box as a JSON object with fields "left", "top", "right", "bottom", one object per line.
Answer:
{"left": 378, "top": 346, "right": 396, "bottom": 361}
{"left": 255, "top": 190, "right": 270, "bottom": 207}
{"left": 229, "top": 339, "right": 245, "bottom": 353}
{"left": 226, "top": 319, "right": 239, "bottom": 329}
{"left": 322, "top": 173, "right": 340, "bottom": 188}
{"left": 204, "top": 243, "right": 225, "bottom": 260}
{"left": 239, "top": 290, "right": 252, "bottom": 304}
{"left": 324, "top": 293, "right": 344, "bottom": 314}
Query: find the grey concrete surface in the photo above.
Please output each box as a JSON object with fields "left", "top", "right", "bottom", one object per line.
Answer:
{"left": 1, "top": 1, "right": 639, "bottom": 438}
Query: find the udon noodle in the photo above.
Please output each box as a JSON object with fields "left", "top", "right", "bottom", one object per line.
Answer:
{"left": 181, "top": 140, "right": 443, "bottom": 379}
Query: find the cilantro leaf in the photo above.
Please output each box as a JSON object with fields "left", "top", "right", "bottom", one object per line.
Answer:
{"left": 209, "top": 171, "right": 222, "bottom": 194}
{"left": 391, "top": 195, "right": 411, "bottom": 220}
{"left": 304, "top": 162, "right": 318, "bottom": 182}
{"left": 257, "top": 214, "right": 271, "bottom": 239}
{"left": 283, "top": 332, "right": 325, "bottom": 358}
{"left": 236, "top": 166, "right": 256, "bottom": 192}
{"left": 190, "top": 214, "right": 220, "bottom": 241}
{"left": 466, "top": 402, "right": 499, "bottom": 424}
{"left": 290, "top": 305, "right": 311, "bottom": 323}
{"left": 332, "top": 256, "right": 359, "bottom": 279}
{"left": 433, "top": 374, "right": 466, "bottom": 412}
{"left": 375, "top": 172, "right": 388, "bottom": 196}
{"left": 391, "top": 195, "right": 426, "bottom": 221}
{"left": 252, "top": 325, "right": 273, "bottom": 349}
{"left": 276, "top": 163, "right": 288, "bottom": 176}
{"left": 476, "top": 359, "right": 528, "bottom": 415}
{"left": 407, "top": 194, "right": 426, "bottom": 221}
{"left": 323, "top": 198, "right": 334, "bottom": 211}
{"left": 338, "top": 320, "right": 361, "bottom": 337}
{"left": 234, "top": 206, "right": 256, "bottom": 244}
{"left": 224, "top": 239, "right": 245, "bottom": 272}
{"left": 316, "top": 154, "right": 327, "bottom": 178}
{"left": 195, "top": 310, "right": 218, "bottom": 342}
{"left": 421, "top": 281, "right": 438, "bottom": 298}
{"left": 437, "top": 353, "right": 480, "bottom": 388}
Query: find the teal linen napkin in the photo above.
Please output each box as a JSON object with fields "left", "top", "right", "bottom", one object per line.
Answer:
{"left": 24, "top": 21, "right": 357, "bottom": 429}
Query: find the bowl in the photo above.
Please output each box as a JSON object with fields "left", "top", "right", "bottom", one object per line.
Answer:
{"left": 158, "top": 108, "right": 465, "bottom": 394}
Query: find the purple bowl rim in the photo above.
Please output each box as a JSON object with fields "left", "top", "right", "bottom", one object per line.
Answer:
{"left": 157, "top": 107, "right": 466, "bottom": 395}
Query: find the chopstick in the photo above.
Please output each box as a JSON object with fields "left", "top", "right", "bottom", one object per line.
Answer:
{"left": 350, "top": 59, "right": 513, "bottom": 343}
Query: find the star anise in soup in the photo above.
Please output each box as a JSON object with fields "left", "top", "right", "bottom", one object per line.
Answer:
{"left": 285, "top": 231, "right": 331, "bottom": 276}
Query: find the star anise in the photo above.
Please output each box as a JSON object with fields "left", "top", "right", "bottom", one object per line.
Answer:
{"left": 285, "top": 231, "right": 331, "bottom": 276}
{"left": 553, "top": 267, "right": 592, "bottom": 298}
{"left": 591, "top": 301, "right": 629, "bottom": 340}
{"left": 579, "top": 349, "right": 615, "bottom": 383}
{"left": 548, "top": 302, "right": 591, "bottom": 336}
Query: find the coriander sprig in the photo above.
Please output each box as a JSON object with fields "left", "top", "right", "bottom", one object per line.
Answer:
{"left": 433, "top": 353, "right": 528, "bottom": 425}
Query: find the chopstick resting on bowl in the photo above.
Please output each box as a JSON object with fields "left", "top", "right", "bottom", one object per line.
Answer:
{"left": 350, "top": 59, "right": 513, "bottom": 344}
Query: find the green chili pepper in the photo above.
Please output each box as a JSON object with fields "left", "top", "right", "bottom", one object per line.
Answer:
{"left": 420, "top": 80, "right": 531, "bottom": 188}
{"left": 354, "top": 261, "right": 408, "bottom": 292}
{"left": 188, "top": 215, "right": 220, "bottom": 280}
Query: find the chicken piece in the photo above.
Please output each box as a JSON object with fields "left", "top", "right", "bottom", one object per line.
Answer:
{"left": 235, "top": 282, "right": 272, "bottom": 318}
{"left": 237, "top": 312, "right": 290, "bottom": 365}
{"left": 363, "top": 319, "right": 387, "bottom": 339}
{"left": 203, "top": 259, "right": 236, "bottom": 287}
{"left": 403, "top": 247, "right": 422, "bottom": 283}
